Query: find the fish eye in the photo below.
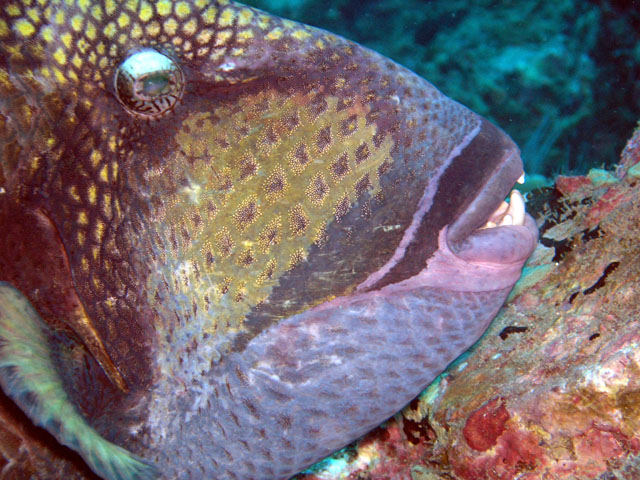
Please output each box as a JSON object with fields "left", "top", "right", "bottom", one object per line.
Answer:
{"left": 114, "top": 49, "right": 184, "bottom": 119}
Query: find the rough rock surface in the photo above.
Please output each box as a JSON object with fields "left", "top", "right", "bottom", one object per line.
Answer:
{"left": 294, "top": 122, "right": 640, "bottom": 480}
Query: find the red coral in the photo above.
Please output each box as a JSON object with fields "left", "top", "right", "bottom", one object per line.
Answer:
{"left": 555, "top": 175, "right": 592, "bottom": 195}
{"left": 463, "top": 397, "right": 510, "bottom": 451}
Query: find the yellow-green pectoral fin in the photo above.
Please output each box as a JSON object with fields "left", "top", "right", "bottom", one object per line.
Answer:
{"left": 0, "top": 282, "right": 158, "bottom": 480}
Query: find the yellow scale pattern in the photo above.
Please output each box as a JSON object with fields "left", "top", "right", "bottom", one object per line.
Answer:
{"left": 0, "top": 0, "right": 322, "bottom": 352}
{"left": 0, "top": 0, "right": 314, "bottom": 89}
{"left": 149, "top": 87, "right": 394, "bottom": 337}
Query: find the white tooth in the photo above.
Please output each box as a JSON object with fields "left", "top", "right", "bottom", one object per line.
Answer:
{"left": 494, "top": 201, "right": 509, "bottom": 217}
{"left": 517, "top": 173, "right": 525, "bottom": 184}
{"left": 483, "top": 221, "right": 497, "bottom": 229}
{"left": 509, "top": 189, "right": 526, "bottom": 225}
{"left": 500, "top": 214, "right": 514, "bottom": 226}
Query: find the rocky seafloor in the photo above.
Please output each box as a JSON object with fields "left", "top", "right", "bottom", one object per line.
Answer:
{"left": 290, "top": 122, "right": 640, "bottom": 479}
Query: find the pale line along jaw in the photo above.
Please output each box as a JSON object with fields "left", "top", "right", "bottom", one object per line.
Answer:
{"left": 481, "top": 188, "right": 526, "bottom": 229}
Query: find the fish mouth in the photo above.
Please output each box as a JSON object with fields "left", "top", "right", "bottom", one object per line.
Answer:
{"left": 446, "top": 144, "right": 529, "bottom": 246}
{"left": 357, "top": 119, "right": 538, "bottom": 293}
{"left": 445, "top": 143, "right": 538, "bottom": 267}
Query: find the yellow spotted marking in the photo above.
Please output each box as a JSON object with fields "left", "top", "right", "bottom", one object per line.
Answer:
{"left": 71, "top": 14, "right": 83, "bottom": 31}
{"left": 196, "top": 29, "right": 213, "bottom": 45}
{"left": 14, "top": 18, "right": 36, "bottom": 37}
{"left": 72, "top": 54, "right": 82, "bottom": 68}
{"left": 28, "top": 156, "right": 40, "bottom": 175}
{"left": 61, "top": 32, "right": 72, "bottom": 49}
{"left": 203, "top": 7, "right": 217, "bottom": 24}
{"left": 288, "top": 203, "right": 309, "bottom": 236}
{"left": 53, "top": 48, "right": 66, "bottom": 65}
{"left": 218, "top": 8, "right": 235, "bottom": 27}
{"left": 215, "top": 30, "right": 232, "bottom": 47}
{"left": 131, "top": 23, "right": 143, "bottom": 39}
{"left": 156, "top": 0, "right": 172, "bottom": 16}
{"left": 146, "top": 21, "right": 160, "bottom": 37}
{"left": 92, "top": 246, "right": 100, "bottom": 261}
{"left": 238, "top": 8, "right": 253, "bottom": 26}
{"left": 105, "top": 0, "right": 117, "bottom": 15}
{"left": 266, "top": 28, "right": 283, "bottom": 41}
{"left": 256, "top": 259, "right": 278, "bottom": 285}
{"left": 292, "top": 29, "right": 312, "bottom": 41}
{"left": 175, "top": 1, "right": 191, "bottom": 18}
{"left": 86, "top": 21, "right": 96, "bottom": 40}
{"left": 26, "top": 8, "right": 39, "bottom": 23}
{"left": 102, "top": 193, "right": 112, "bottom": 218}
{"left": 164, "top": 18, "right": 178, "bottom": 35}
{"left": 90, "top": 150, "right": 102, "bottom": 167}
{"left": 117, "top": 12, "right": 130, "bottom": 28}
{"left": 5, "top": 5, "right": 21, "bottom": 17}
{"left": 139, "top": 1, "right": 153, "bottom": 22}
{"left": 315, "top": 39, "right": 325, "bottom": 49}
{"left": 288, "top": 248, "right": 306, "bottom": 270}
{"left": 0, "top": 19, "right": 9, "bottom": 37}
{"left": 5, "top": 43, "right": 24, "bottom": 61}
{"left": 94, "top": 219, "right": 105, "bottom": 242}
{"left": 78, "top": 211, "right": 88, "bottom": 225}
{"left": 236, "top": 29, "right": 253, "bottom": 42}
{"left": 183, "top": 19, "right": 197, "bottom": 36}
{"left": 54, "top": 10, "right": 64, "bottom": 24}
{"left": 125, "top": 0, "right": 140, "bottom": 12}
{"left": 98, "top": 164, "right": 109, "bottom": 182}
{"left": 111, "top": 161, "right": 118, "bottom": 181}
{"left": 77, "top": 0, "right": 91, "bottom": 11}
{"left": 257, "top": 14, "right": 270, "bottom": 30}
{"left": 104, "top": 22, "right": 117, "bottom": 38}
{"left": 282, "top": 19, "right": 296, "bottom": 30}
{"left": 91, "top": 4, "right": 102, "bottom": 21}
{"left": 77, "top": 231, "right": 86, "bottom": 247}
{"left": 88, "top": 184, "right": 98, "bottom": 205}
{"left": 69, "top": 185, "right": 81, "bottom": 202}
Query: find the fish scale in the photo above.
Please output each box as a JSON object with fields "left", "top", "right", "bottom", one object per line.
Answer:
{"left": 0, "top": 1, "right": 537, "bottom": 479}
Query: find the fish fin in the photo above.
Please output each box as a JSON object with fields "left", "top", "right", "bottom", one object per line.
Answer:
{"left": 0, "top": 282, "right": 158, "bottom": 480}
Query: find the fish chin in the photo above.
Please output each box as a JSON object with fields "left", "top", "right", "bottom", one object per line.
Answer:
{"left": 189, "top": 168, "right": 539, "bottom": 480}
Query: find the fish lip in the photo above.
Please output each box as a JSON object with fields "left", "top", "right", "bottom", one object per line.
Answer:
{"left": 446, "top": 145, "right": 526, "bottom": 248}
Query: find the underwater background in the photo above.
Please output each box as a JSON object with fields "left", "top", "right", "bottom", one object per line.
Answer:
{"left": 244, "top": 0, "right": 640, "bottom": 185}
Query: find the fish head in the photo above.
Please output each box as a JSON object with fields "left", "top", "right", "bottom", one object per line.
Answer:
{"left": 0, "top": 1, "right": 537, "bottom": 479}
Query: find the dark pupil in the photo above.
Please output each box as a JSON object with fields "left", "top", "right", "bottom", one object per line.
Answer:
{"left": 142, "top": 72, "right": 170, "bottom": 96}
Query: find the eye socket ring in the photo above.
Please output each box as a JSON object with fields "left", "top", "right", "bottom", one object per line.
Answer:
{"left": 115, "top": 49, "right": 185, "bottom": 119}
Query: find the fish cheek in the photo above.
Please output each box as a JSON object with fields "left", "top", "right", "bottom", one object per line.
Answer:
{"left": 0, "top": 204, "right": 126, "bottom": 390}
{"left": 141, "top": 84, "right": 399, "bottom": 351}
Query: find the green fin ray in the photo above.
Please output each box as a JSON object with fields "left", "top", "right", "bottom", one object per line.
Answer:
{"left": 0, "top": 282, "right": 158, "bottom": 480}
